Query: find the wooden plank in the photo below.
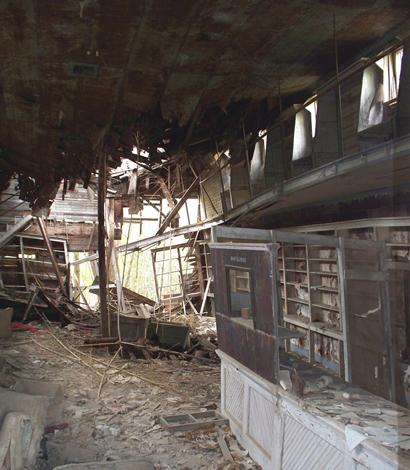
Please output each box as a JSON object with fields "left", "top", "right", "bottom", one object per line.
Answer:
{"left": 380, "top": 251, "right": 396, "bottom": 403}
{"left": 151, "top": 251, "right": 160, "bottom": 304}
{"left": 0, "top": 215, "right": 33, "bottom": 249}
{"left": 156, "top": 176, "right": 199, "bottom": 235}
{"left": 98, "top": 153, "right": 109, "bottom": 336}
{"left": 121, "top": 287, "right": 155, "bottom": 306}
{"left": 22, "top": 287, "right": 40, "bottom": 322}
{"left": 271, "top": 230, "right": 338, "bottom": 247}
{"left": 344, "top": 269, "right": 386, "bottom": 282}
{"left": 187, "top": 297, "right": 200, "bottom": 315}
{"left": 290, "top": 216, "right": 410, "bottom": 233}
{"left": 212, "top": 225, "right": 271, "bottom": 243}
{"left": 36, "top": 216, "right": 67, "bottom": 294}
{"left": 111, "top": 247, "right": 126, "bottom": 313}
{"left": 217, "top": 430, "right": 234, "bottom": 462}
{"left": 71, "top": 217, "right": 223, "bottom": 265}
{"left": 387, "top": 261, "right": 410, "bottom": 271}
{"left": 151, "top": 241, "right": 189, "bottom": 253}
{"left": 176, "top": 247, "right": 187, "bottom": 315}
{"left": 19, "top": 237, "right": 29, "bottom": 290}
{"left": 199, "top": 276, "right": 212, "bottom": 316}
{"left": 23, "top": 220, "right": 98, "bottom": 251}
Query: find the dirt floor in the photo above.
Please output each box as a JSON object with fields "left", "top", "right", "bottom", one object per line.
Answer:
{"left": 0, "top": 323, "right": 259, "bottom": 469}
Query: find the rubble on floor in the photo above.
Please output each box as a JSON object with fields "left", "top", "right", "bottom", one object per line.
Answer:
{"left": 0, "top": 323, "right": 259, "bottom": 469}
{"left": 53, "top": 459, "right": 155, "bottom": 470}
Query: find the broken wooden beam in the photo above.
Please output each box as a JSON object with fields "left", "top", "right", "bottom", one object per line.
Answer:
{"left": 156, "top": 176, "right": 199, "bottom": 235}
{"left": 71, "top": 218, "right": 222, "bottom": 265}
{"left": 22, "top": 287, "right": 40, "bottom": 322}
{"left": 199, "top": 276, "right": 212, "bottom": 316}
{"left": 121, "top": 287, "right": 156, "bottom": 307}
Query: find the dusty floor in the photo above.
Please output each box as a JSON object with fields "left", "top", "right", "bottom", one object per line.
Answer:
{"left": 0, "top": 324, "right": 259, "bottom": 469}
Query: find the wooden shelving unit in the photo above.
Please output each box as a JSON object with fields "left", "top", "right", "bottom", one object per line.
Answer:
{"left": 0, "top": 234, "right": 69, "bottom": 298}
{"left": 278, "top": 241, "right": 344, "bottom": 376}
{"left": 213, "top": 226, "right": 396, "bottom": 400}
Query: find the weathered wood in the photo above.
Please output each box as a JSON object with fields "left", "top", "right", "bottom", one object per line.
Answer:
{"left": 199, "top": 276, "right": 212, "bottom": 316}
{"left": 159, "top": 411, "right": 228, "bottom": 433}
{"left": 84, "top": 336, "right": 119, "bottom": 345}
{"left": 122, "top": 286, "right": 156, "bottom": 306}
{"left": 156, "top": 176, "right": 199, "bottom": 235}
{"left": 98, "top": 153, "right": 109, "bottom": 337}
{"left": 0, "top": 215, "right": 32, "bottom": 249}
{"left": 36, "top": 216, "right": 67, "bottom": 294}
{"left": 19, "top": 237, "right": 29, "bottom": 290}
{"left": 22, "top": 287, "right": 39, "bottom": 322}
{"left": 176, "top": 247, "right": 187, "bottom": 315}
{"left": 187, "top": 297, "right": 200, "bottom": 315}
{"left": 151, "top": 250, "right": 161, "bottom": 303}
{"left": 111, "top": 246, "right": 126, "bottom": 313}
{"left": 24, "top": 220, "right": 98, "bottom": 251}
{"left": 71, "top": 218, "right": 223, "bottom": 264}
{"left": 212, "top": 243, "right": 281, "bottom": 383}
{"left": 344, "top": 269, "right": 385, "bottom": 282}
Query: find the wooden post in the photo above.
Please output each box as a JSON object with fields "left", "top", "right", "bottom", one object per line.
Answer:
{"left": 333, "top": 13, "right": 344, "bottom": 159}
{"left": 176, "top": 247, "right": 187, "bottom": 315}
{"left": 98, "top": 153, "right": 109, "bottom": 337}
{"left": 195, "top": 243, "right": 205, "bottom": 298}
{"left": 241, "top": 120, "right": 253, "bottom": 198}
{"left": 37, "top": 217, "right": 66, "bottom": 295}
{"left": 111, "top": 246, "right": 126, "bottom": 313}
{"left": 199, "top": 276, "right": 212, "bottom": 316}
{"left": 22, "top": 287, "right": 39, "bottom": 322}
{"left": 19, "top": 237, "right": 29, "bottom": 291}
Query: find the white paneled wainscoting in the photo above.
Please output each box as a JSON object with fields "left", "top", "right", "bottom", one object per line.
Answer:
{"left": 218, "top": 350, "right": 409, "bottom": 470}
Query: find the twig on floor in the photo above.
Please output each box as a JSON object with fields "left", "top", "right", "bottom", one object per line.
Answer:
{"left": 37, "top": 318, "right": 189, "bottom": 397}
{"left": 97, "top": 347, "right": 121, "bottom": 400}
{"left": 31, "top": 337, "right": 108, "bottom": 381}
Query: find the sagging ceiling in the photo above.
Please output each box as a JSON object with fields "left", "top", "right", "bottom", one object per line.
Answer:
{"left": 1, "top": 0, "right": 410, "bottom": 207}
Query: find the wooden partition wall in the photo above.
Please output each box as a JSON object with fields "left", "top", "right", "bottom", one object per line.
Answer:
{"left": 212, "top": 226, "right": 395, "bottom": 402}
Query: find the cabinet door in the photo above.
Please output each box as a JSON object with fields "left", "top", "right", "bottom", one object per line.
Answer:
{"left": 339, "top": 237, "right": 394, "bottom": 401}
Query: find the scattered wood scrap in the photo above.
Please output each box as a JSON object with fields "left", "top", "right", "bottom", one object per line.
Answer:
{"left": 217, "top": 428, "right": 234, "bottom": 462}
{"left": 159, "top": 411, "right": 228, "bottom": 433}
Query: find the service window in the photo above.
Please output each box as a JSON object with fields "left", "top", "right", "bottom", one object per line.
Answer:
{"left": 227, "top": 267, "right": 254, "bottom": 322}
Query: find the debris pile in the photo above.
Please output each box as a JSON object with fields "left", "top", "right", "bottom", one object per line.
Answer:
{"left": 0, "top": 324, "right": 259, "bottom": 469}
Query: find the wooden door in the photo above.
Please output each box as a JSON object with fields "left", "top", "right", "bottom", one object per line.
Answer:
{"left": 339, "top": 237, "right": 394, "bottom": 401}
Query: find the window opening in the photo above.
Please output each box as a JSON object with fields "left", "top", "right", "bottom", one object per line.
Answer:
{"left": 292, "top": 102, "right": 316, "bottom": 161}
{"left": 375, "top": 47, "right": 403, "bottom": 103}
{"left": 227, "top": 267, "right": 253, "bottom": 321}
{"left": 358, "top": 47, "right": 403, "bottom": 132}
{"left": 306, "top": 101, "right": 318, "bottom": 137}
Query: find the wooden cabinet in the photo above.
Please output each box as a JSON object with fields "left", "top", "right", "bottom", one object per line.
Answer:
{"left": 212, "top": 226, "right": 395, "bottom": 402}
